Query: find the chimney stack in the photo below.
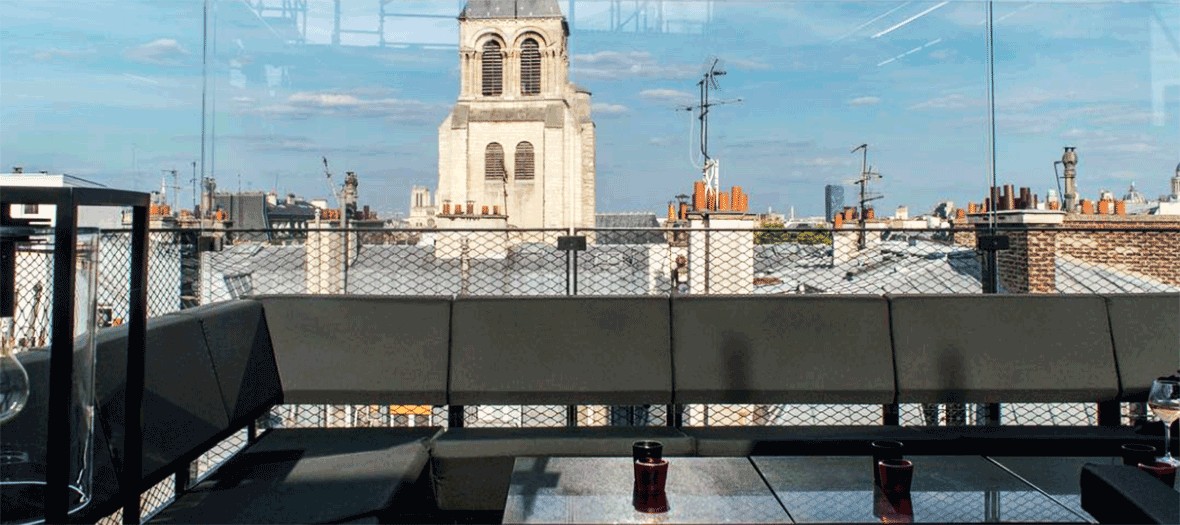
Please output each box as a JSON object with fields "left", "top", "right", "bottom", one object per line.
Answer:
{"left": 1062, "top": 146, "right": 1079, "bottom": 212}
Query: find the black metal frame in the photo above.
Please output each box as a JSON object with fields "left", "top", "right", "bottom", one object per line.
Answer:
{"left": 0, "top": 186, "right": 149, "bottom": 525}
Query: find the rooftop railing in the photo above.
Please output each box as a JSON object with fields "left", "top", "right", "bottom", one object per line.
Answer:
{"left": 70, "top": 225, "right": 1180, "bottom": 322}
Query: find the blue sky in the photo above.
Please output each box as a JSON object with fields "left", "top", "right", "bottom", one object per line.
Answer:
{"left": 2, "top": 0, "right": 1178, "bottom": 219}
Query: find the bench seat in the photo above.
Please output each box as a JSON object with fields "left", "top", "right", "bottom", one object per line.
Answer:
{"left": 917, "top": 425, "right": 1164, "bottom": 456}
{"left": 151, "top": 427, "right": 439, "bottom": 524}
{"left": 429, "top": 426, "right": 693, "bottom": 512}
{"left": 686, "top": 425, "right": 959, "bottom": 456}
{"left": 1081, "top": 464, "right": 1179, "bottom": 524}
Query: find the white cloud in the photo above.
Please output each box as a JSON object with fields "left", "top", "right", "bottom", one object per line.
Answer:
{"left": 572, "top": 51, "right": 695, "bottom": 81}
{"left": 848, "top": 96, "right": 881, "bottom": 107}
{"left": 592, "top": 103, "right": 629, "bottom": 116}
{"left": 33, "top": 48, "right": 92, "bottom": 61}
{"left": 794, "top": 157, "right": 855, "bottom": 168}
{"left": 639, "top": 89, "right": 695, "bottom": 105}
{"left": 124, "top": 38, "right": 189, "bottom": 66}
{"left": 727, "top": 58, "right": 773, "bottom": 71}
{"left": 908, "top": 93, "right": 978, "bottom": 111}
{"left": 1103, "top": 143, "right": 1159, "bottom": 154}
{"left": 249, "top": 90, "right": 440, "bottom": 121}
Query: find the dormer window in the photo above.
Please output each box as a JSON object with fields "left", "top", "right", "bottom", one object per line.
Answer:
{"left": 520, "top": 39, "right": 541, "bottom": 95}
{"left": 482, "top": 41, "right": 503, "bottom": 96}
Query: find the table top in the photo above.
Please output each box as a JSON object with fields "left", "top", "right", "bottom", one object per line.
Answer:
{"left": 752, "top": 456, "right": 1091, "bottom": 524}
{"left": 989, "top": 455, "right": 1178, "bottom": 524}
{"left": 502, "top": 457, "right": 792, "bottom": 524}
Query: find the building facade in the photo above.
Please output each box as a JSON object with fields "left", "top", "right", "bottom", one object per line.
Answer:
{"left": 434, "top": 0, "right": 596, "bottom": 229}
{"left": 824, "top": 184, "right": 844, "bottom": 222}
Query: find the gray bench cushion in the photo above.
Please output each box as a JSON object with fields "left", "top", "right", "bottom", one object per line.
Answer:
{"left": 449, "top": 297, "right": 673, "bottom": 405}
{"left": 151, "top": 427, "right": 438, "bottom": 524}
{"left": 687, "top": 425, "right": 959, "bottom": 456}
{"left": 1104, "top": 293, "right": 1180, "bottom": 399}
{"left": 1081, "top": 464, "right": 1179, "bottom": 524}
{"left": 672, "top": 295, "right": 894, "bottom": 404}
{"left": 254, "top": 295, "right": 450, "bottom": 405}
{"left": 190, "top": 300, "right": 283, "bottom": 428}
{"left": 97, "top": 313, "right": 232, "bottom": 484}
{"left": 889, "top": 295, "right": 1119, "bottom": 403}
{"left": 430, "top": 426, "right": 693, "bottom": 511}
{"left": 921, "top": 425, "right": 1163, "bottom": 456}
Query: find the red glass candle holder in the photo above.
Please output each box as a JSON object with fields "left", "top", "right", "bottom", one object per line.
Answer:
{"left": 632, "top": 459, "right": 669, "bottom": 513}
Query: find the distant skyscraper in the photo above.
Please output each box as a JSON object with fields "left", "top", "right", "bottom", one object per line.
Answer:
{"left": 825, "top": 185, "right": 845, "bottom": 221}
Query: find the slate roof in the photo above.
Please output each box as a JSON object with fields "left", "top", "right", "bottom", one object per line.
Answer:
{"left": 460, "top": 0, "right": 562, "bottom": 19}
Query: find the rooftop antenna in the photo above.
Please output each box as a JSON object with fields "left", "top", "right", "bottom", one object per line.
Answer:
{"left": 849, "top": 144, "right": 883, "bottom": 248}
{"left": 190, "top": 161, "right": 198, "bottom": 213}
{"left": 678, "top": 58, "right": 742, "bottom": 210}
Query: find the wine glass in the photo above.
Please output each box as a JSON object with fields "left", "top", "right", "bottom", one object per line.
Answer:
{"left": 1148, "top": 378, "right": 1180, "bottom": 465}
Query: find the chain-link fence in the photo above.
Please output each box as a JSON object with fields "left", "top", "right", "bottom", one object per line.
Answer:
{"left": 73, "top": 225, "right": 1178, "bottom": 306}
{"left": 63, "top": 224, "right": 1176, "bottom": 434}
{"left": 41, "top": 223, "right": 1174, "bottom": 523}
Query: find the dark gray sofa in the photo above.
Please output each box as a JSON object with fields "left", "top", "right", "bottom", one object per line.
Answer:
{"left": 673, "top": 295, "right": 953, "bottom": 456}
{"left": 891, "top": 294, "right": 1171, "bottom": 455}
{"left": 81, "top": 299, "right": 442, "bottom": 524}
{"left": 429, "top": 297, "right": 694, "bottom": 513}
{"left": 15, "top": 293, "right": 1172, "bottom": 523}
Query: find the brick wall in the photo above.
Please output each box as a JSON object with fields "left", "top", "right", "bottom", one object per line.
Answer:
{"left": 996, "top": 229, "right": 1057, "bottom": 293}
{"left": 986, "top": 214, "right": 1180, "bottom": 294}
{"left": 1056, "top": 216, "right": 1180, "bottom": 287}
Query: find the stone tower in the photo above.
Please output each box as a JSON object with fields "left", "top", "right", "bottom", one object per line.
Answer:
{"left": 435, "top": 0, "right": 596, "bottom": 229}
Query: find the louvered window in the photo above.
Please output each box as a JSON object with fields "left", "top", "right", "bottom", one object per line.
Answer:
{"left": 514, "top": 142, "right": 535, "bottom": 180}
{"left": 485, "top": 143, "right": 506, "bottom": 180}
{"left": 482, "top": 41, "right": 503, "bottom": 96}
{"left": 520, "top": 39, "right": 541, "bottom": 95}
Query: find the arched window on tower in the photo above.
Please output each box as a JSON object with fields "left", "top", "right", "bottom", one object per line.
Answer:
{"left": 485, "top": 143, "right": 506, "bottom": 180}
{"left": 514, "top": 142, "right": 535, "bottom": 180}
{"left": 520, "top": 39, "right": 541, "bottom": 95}
{"left": 482, "top": 41, "right": 503, "bottom": 96}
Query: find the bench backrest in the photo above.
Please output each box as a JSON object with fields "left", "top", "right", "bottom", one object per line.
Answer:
{"left": 889, "top": 294, "right": 1120, "bottom": 403}
{"left": 254, "top": 295, "right": 451, "bottom": 405}
{"left": 1104, "top": 293, "right": 1180, "bottom": 399}
{"left": 672, "top": 295, "right": 895, "bottom": 405}
{"left": 187, "top": 300, "right": 283, "bottom": 428}
{"left": 449, "top": 296, "right": 672, "bottom": 405}
{"left": 96, "top": 311, "right": 232, "bottom": 487}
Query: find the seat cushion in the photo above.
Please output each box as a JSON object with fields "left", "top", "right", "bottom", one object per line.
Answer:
{"left": 151, "top": 427, "right": 440, "bottom": 524}
{"left": 889, "top": 295, "right": 1119, "bottom": 403}
{"left": 1081, "top": 464, "right": 1179, "bottom": 524}
{"left": 920, "top": 425, "right": 1162, "bottom": 456}
{"left": 255, "top": 295, "right": 451, "bottom": 405}
{"left": 449, "top": 297, "right": 673, "bottom": 406}
{"left": 672, "top": 296, "right": 895, "bottom": 404}
{"left": 429, "top": 426, "right": 693, "bottom": 511}
{"left": 686, "top": 425, "right": 958, "bottom": 456}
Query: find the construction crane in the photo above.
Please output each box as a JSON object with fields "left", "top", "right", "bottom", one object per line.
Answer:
{"left": 321, "top": 156, "right": 342, "bottom": 209}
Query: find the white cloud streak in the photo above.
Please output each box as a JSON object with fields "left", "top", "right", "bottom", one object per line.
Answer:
{"left": 124, "top": 38, "right": 189, "bottom": 65}
{"left": 592, "top": 103, "right": 629, "bottom": 116}
{"left": 872, "top": 1, "right": 949, "bottom": 39}
{"left": 639, "top": 89, "right": 696, "bottom": 106}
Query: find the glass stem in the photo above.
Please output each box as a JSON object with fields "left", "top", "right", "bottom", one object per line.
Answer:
{"left": 1166, "top": 422, "right": 1173, "bottom": 461}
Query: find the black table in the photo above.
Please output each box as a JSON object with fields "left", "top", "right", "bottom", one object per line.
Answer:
{"left": 502, "top": 457, "right": 792, "bottom": 524}
{"left": 752, "top": 456, "right": 1092, "bottom": 523}
{"left": 989, "top": 455, "right": 1179, "bottom": 523}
